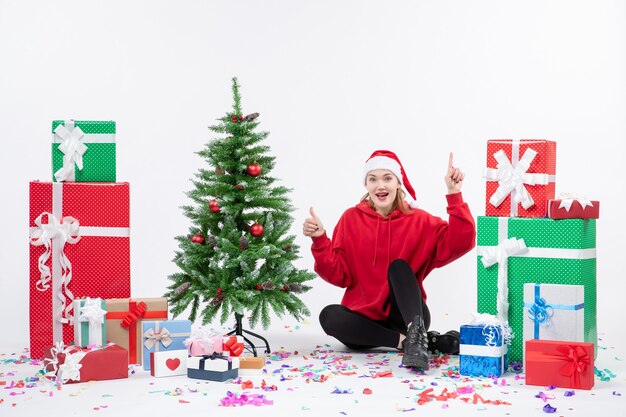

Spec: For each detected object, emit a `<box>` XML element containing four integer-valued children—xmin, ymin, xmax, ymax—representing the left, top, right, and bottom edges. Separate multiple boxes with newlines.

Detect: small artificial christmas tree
<box><xmin>166</xmin><ymin>77</ymin><xmax>315</xmax><ymax>336</ymax></box>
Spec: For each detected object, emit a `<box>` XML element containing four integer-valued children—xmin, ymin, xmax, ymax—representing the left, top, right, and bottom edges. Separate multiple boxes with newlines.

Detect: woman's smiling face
<box><xmin>365</xmin><ymin>169</ymin><xmax>401</xmax><ymax>216</ymax></box>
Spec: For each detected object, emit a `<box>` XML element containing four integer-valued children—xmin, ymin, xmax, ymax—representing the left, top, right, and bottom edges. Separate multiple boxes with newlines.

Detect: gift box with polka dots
<box><xmin>52</xmin><ymin>120</ymin><xmax>116</xmax><ymax>183</ymax></box>
<box><xmin>475</xmin><ymin>215</ymin><xmax>596</xmax><ymax>363</ymax></box>
<box><xmin>29</xmin><ymin>181</ymin><xmax>130</xmax><ymax>359</ymax></box>
<box><xmin>483</xmin><ymin>139</ymin><xmax>556</xmax><ymax>218</ymax></box>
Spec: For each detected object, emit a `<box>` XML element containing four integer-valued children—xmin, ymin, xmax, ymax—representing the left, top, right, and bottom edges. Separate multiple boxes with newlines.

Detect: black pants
<box><xmin>319</xmin><ymin>259</ymin><xmax>431</xmax><ymax>350</ymax></box>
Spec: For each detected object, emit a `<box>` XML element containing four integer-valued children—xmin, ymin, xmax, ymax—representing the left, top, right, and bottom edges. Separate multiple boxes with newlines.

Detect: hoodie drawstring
<box><xmin>372</xmin><ymin>217</ymin><xmax>380</xmax><ymax>266</ymax></box>
<box><xmin>372</xmin><ymin>216</ymin><xmax>393</xmax><ymax>267</ymax></box>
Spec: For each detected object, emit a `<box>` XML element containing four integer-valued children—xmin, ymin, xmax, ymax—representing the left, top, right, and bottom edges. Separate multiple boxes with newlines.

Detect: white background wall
<box><xmin>1</xmin><ymin>0</ymin><xmax>624</xmax><ymax>352</ymax></box>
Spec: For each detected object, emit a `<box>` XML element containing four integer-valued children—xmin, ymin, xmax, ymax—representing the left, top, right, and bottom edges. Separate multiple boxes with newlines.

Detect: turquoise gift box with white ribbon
<box><xmin>141</xmin><ymin>320</ymin><xmax>191</xmax><ymax>371</ymax></box>
<box><xmin>522</xmin><ymin>283</ymin><xmax>584</xmax><ymax>356</ymax></box>
<box><xmin>73</xmin><ymin>298</ymin><xmax>107</xmax><ymax>348</ymax></box>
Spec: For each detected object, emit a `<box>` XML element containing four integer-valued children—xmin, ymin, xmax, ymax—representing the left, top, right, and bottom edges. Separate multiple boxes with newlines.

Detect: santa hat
<box><xmin>363</xmin><ymin>150</ymin><xmax>418</xmax><ymax>208</ymax></box>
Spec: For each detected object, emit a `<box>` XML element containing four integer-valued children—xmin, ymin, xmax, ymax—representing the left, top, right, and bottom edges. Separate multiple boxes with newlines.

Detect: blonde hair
<box><xmin>360</xmin><ymin>188</ymin><xmax>412</xmax><ymax>214</ymax></box>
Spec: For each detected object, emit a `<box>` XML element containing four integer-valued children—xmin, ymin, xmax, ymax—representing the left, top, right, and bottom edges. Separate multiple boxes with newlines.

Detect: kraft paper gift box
<box><xmin>525</xmin><ymin>339</ymin><xmax>594</xmax><ymax>390</ymax></box>
<box><xmin>459</xmin><ymin>324</ymin><xmax>508</xmax><ymax>377</ymax></box>
<box><xmin>150</xmin><ymin>349</ymin><xmax>188</xmax><ymax>377</ymax></box>
<box><xmin>105</xmin><ymin>298</ymin><xmax>168</xmax><ymax>364</ymax></box>
<box><xmin>142</xmin><ymin>319</ymin><xmax>192</xmax><ymax>370</ymax></box>
<box><xmin>187</xmin><ymin>354</ymin><xmax>239</xmax><ymax>382</ymax></box>
<box><xmin>52</xmin><ymin>120</ymin><xmax>116</xmax><ymax>182</ymax></box>
<box><xmin>29</xmin><ymin>181</ymin><xmax>130</xmax><ymax>359</ymax></box>
<box><xmin>476</xmin><ymin>216</ymin><xmax>597</xmax><ymax>363</ymax></box>
<box><xmin>483</xmin><ymin>139</ymin><xmax>556</xmax><ymax>218</ymax></box>
<box><xmin>43</xmin><ymin>343</ymin><xmax>128</xmax><ymax>384</ymax></box>
<box><xmin>73</xmin><ymin>298</ymin><xmax>107</xmax><ymax>348</ymax></box>
<box><xmin>523</xmin><ymin>283</ymin><xmax>584</xmax><ymax>353</ymax></box>
<box><xmin>238</xmin><ymin>356</ymin><xmax>266</xmax><ymax>375</ymax></box>
<box><xmin>547</xmin><ymin>195</ymin><xmax>600</xmax><ymax>220</ymax></box>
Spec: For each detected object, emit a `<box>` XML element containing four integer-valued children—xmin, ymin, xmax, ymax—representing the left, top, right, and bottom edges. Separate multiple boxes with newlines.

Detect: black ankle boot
<box><xmin>401</xmin><ymin>315</ymin><xmax>429</xmax><ymax>370</ymax></box>
<box><xmin>428</xmin><ymin>330</ymin><xmax>460</xmax><ymax>355</ymax></box>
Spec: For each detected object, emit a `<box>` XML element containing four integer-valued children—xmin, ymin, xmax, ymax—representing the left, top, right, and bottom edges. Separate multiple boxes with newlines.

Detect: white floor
<box><xmin>1</xmin><ymin>324</ymin><xmax>624</xmax><ymax>417</ymax></box>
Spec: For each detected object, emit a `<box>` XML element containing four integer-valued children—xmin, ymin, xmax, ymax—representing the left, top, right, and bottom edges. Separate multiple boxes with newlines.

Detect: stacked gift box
<box><xmin>470</xmin><ymin>138</ymin><xmax>598</xmax><ymax>389</ymax></box>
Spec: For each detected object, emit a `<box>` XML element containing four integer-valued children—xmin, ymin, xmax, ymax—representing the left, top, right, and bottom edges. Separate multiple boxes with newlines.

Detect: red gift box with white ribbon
<box><xmin>483</xmin><ymin>139</ymin><xmax>556</xmax><ymax>218</ymax></box>
<box><xmin>547</xmin><ymin>194</ymin><xmax>600</xmax><ymax>219</ymax></box>
<box><xmin>29</xmin><ymin>181</ymin><xmax>131</xmax><ymax>359</ymax></box>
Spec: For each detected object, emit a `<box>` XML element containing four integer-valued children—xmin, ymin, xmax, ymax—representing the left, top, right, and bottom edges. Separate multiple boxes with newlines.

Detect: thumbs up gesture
<box><xmin>444</xmin><ymin>152</ymin><xmax>465</xmax><ymax>194</ymax></box>
<box><xmin>303</xmin><ymin>207</ymin><xmax>325</xmax><ymax>238</ymax></box>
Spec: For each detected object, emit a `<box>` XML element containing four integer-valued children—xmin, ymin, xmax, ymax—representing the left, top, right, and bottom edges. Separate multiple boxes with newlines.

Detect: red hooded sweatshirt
<box><xmin>311</xmin><ymin>192</ymin><xmax>476</xmax><ymax>321</ymax></box>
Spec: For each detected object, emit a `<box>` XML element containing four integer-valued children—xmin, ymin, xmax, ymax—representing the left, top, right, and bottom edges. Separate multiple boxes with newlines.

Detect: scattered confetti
<box><xmin>543</xmin><ymin>404</ymin><xmax>557</xmax><ymax>413</ymax></box>
<box><xmin>613</xmin><ymin>391</ymin><xmax>622</xmax><ymax>397</ymax></box>
<box><xmin>564</xmin><ymin>390</ymin><xmax>575</xmax><ymax>397</ymax></box>
<box><xmin>362</xmin><ymin>388</ymin><xmax>372</xmax><ymax>395</ymax></box>
<box><xmin>220</xmin><ymin>391</ymin><xmax>273</xmax><ymax>407</ymax></box>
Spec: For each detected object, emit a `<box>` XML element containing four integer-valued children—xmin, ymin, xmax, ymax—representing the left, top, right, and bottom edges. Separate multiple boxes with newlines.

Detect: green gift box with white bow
<box><xmin>51</xmin><ymin>120</ymin><xmax>116</xmax><ymax>182</ymax></box>
<box><xmin>476</xmin><ymin>216</ymin><xmax>596</xmax><ymax>363</ymax></box>
<box><xmin>73</xmin><ymin>298</ymin><xmax>107</xmax><ymax>348</ymax></box>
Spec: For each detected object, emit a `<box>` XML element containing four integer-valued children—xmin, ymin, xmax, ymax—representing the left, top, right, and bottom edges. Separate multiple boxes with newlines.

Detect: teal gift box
<box><xmin>73</xmin><ymin>298</ymin><xmax>107</xmax><ymax>348</ymax></box>
<box><xmin>141</xmin><ymin>320</ymin><xmax>191</xmax><ymax>370</ymax></box>
<box><xmin>476</xmin><ymin>216</ymin><xmax>596</xmax><ymax>363</ymax></box>
<box><xmin>52</xmin><ymin>120</ymin><xmax>116</xmax><ymax>182</ymax></box>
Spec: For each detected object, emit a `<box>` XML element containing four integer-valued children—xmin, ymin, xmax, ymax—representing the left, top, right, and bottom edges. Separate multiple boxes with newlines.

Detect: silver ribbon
<box><xmin>76</xmin><ymin>298</ymin><xmax>107</xmax><ymax>346</ymax></box>
<box><xmin>143</xmin><ymin>327</ymin><xmax>173</xmax><ymax>350</ymax></box>
<box><xmin>557</xmin><ymin>192</ymin><xmax>594</xmax><ymax>212</ymax></box>
<box><xmin>483</xmin><ymin>146</ymin><xmax>550</xmax><ymax>216</ymax></box>
<box><xmin>29</xmin><ymin>212</ymin><xmax>81</xmax><ymax>324</ymax></box>
<box><xmin>53</xmin><ymin>120</ymin><xmax>88</xmax><ymax>182</ymax></box>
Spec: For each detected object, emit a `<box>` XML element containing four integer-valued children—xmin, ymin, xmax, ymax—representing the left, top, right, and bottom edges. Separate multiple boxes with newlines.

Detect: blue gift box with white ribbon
<box><xmin>459</xmin><ymin>324</ymin><xmax>508</xmax><ymax>377</ymax></box>
<box><xmin>523</xmin><ymin>283</ymin><xmax>584</xmax><ymax>357</ymax></box>
<box><xmin>141</xmin><ymin>320</ymin><xmax>191</xmax><ymax>370</ymax></box>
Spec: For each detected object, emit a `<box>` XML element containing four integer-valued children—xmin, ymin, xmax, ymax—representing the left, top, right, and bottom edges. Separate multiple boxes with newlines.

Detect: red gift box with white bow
<box><xmin>525</xmin><ymin>339</ymin><xmax>594</xmax><ymax>390</ymax></box>
<box><xmin>483</xmin><ymin>140</ymin><xmax>556</xmax><ymax>218</ymax></box>
<box><xmin>29</xmin><ymin>181</ymin><xmax>131</xmax><ymax>359</ymax></box>
<box><xmin>547</xmin><ymin>195</ymin><xmax>600</xmax><ymax>219</ymax></box>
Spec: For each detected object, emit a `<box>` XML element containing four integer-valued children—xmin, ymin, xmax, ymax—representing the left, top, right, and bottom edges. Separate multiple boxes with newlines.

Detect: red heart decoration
<box><xmin>166</xmin><ymin>358</ymin><xmax>181</xmax><ymax>371</ymax></box>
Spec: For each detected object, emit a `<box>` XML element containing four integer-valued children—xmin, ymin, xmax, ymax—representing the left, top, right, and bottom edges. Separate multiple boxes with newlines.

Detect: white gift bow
<box><xmin>480</xmin><ymin>237</ymin><xmax>528</xmax><ymax>325</ymax></box>
<box><xmin>144</xmin><ymin>327</ymin><xmax>173</xmax><ymax>350</ymax></box>
<box><xmin>77</xmin><ymin>298</ymin><xmax>107</xmax><ymax>345</ymax></box>
<box><xmin>483</xmin><ymin>148</ymin><xmax>550</xmax><ymax>211</ymax></box>
<box><xmin>470</xmin><ymin>312</ymin><xmax>513</xmax><ymax>347</ymax></box>
<box><xmin>557</xmin><ymin>193</ymin><xmax>594</xmax><ymax>212</ymax></box>
<box><xmin>54</xmin><ymin>121</ymin><xmax>88</xmax><ymax>182</ymax></box>
<box><xmin>44</xmin><ymin>342</ymin><xmax>87</xmax><ymax>384</ymax></box>
<box><xmin>29</xmin><ymin>212</ymin><xmax>81</xmax><ymax>324</ymax></box>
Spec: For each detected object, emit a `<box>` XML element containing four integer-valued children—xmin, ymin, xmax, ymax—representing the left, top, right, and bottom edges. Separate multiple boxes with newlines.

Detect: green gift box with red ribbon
<box><xmin>476</xmin><ymin>216</ymin><xmax>596</xmax><ymax>363</ymax></box>
<box><xmin>105</xmin><ymin>298</ymin><xmax>168</xmax><ymax>364</ymax></box>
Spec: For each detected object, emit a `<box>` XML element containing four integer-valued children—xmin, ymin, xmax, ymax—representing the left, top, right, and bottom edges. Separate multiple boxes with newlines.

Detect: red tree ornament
<box><xmin>255</xmin><ymin>284</ymin><xmax>263</xmax><ymax>291</ymax></box>
<box><xmin>231</xmin><ymin>115</ymin><xmax>238</xmax><ymax>122</ymax></box>
<box><xmin>234</xmin><ymin>184</ymin><xmax>244</xmax><ymax>190</ymax></box>
<box><xmin>247</xmin><ymin>162</ymin><xmax>262</xmax><ymax>177</ymax></box>
<box><xmin>250</xmin><ymin>222</ymin><xmax>264</xmax><ymax>237</ymax></box>
<box><xmin>209</xmin><ymin>199</ymin><xmax>220</xmax><ymax>213</ymax></box>
<box><xmin>191</xmin><ymin>234</ymin><xmax>205</xmax><ymax>245</ymax></box>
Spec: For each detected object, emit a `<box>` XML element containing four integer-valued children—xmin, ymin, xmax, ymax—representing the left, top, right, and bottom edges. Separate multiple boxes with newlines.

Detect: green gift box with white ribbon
<box><xmin>476</xmin><ymin>216</ymin><xmax>596</xmax><ymax>363</ymax></box>
<box><xmin>52</xmin><ymin>120</ymin><xmax>116</xmax><ymax>182</ymax></box>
